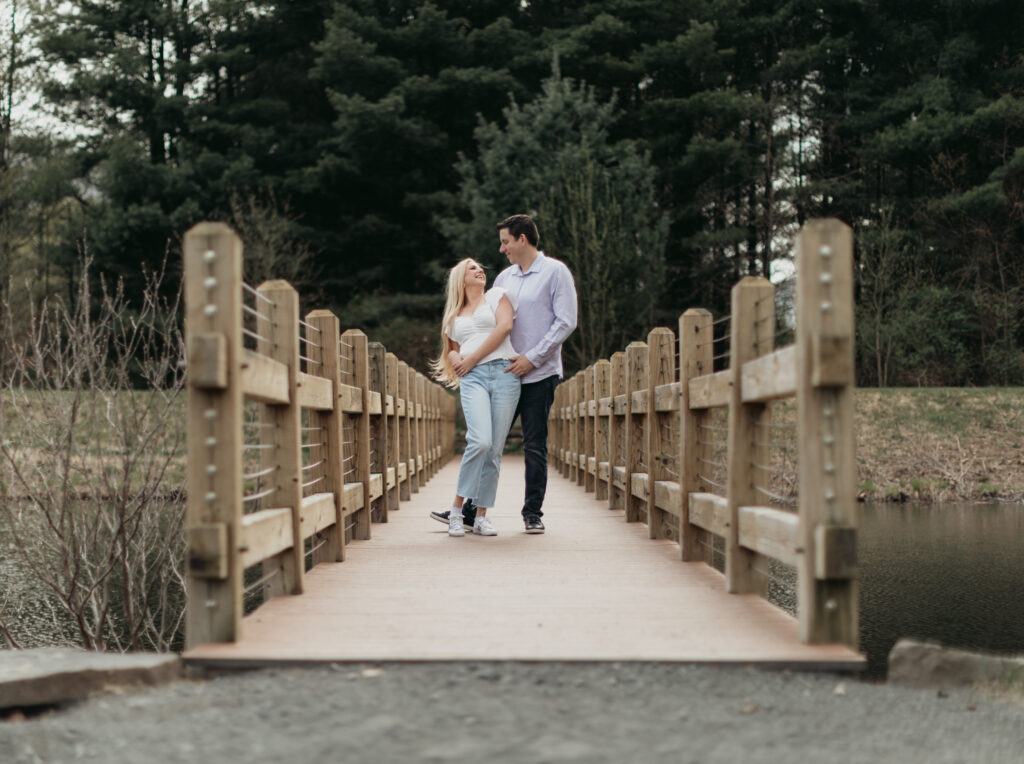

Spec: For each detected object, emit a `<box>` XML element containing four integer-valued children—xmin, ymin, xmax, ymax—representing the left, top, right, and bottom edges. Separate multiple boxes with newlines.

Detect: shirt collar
<box><xmin>513</xmin><ymin>251</ymin><xmax>546</xmax><ymax>276</ymax></box>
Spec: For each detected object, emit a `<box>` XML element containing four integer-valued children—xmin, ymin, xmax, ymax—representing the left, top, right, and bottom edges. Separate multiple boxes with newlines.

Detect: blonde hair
<box><xmin>431</xmin><ymin>258</ymin><xmax>480</xmax><ymax>388</ymax></box>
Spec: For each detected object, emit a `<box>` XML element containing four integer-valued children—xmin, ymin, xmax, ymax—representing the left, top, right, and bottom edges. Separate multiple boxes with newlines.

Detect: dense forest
<box><xmin>1</xmin><ymin>0</ymin><xmax>1021</xmax><ymax>385</ymax></box>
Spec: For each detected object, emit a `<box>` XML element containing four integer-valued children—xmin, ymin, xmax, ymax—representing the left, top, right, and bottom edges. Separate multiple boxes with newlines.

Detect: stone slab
<box><xmin>888</xmin><ymin>638</ymin><xmax>1024</xmax><ymax>688</ymax></box>
<box><xmin>0</xmin><ymin>648</ymin><xmax>181</xmax><ymax>709</ymax></box>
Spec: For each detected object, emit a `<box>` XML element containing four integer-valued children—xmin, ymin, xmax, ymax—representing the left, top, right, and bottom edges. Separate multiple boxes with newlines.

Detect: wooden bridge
<box><xmin>182</xmin><ymin>219</ymin><xmax>863</xmax><ymax>669</ymax></box>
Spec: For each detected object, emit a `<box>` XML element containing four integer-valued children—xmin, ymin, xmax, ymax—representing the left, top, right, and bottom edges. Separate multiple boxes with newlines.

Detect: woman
<box><xmin>432</xmin><ymin>258</ymin><xmax>521</xmax><ymax>537</ymax></box>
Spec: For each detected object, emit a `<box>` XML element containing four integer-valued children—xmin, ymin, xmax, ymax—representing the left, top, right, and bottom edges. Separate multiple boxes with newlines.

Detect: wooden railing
<box><xmin>551</xmin><ymin>219</ymin><xmax>858</xmax><ymax>648</ymax></box>
<box><xmin>183</xmin><ymin>222</ymin><xmax>455</xmax><ymax>647</ymax></box>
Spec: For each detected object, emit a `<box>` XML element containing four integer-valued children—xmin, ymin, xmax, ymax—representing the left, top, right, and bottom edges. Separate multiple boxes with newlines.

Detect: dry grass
<box><xmin>854</xmin><ymin>388</ymin><xmax>1024</xmax><ymax>502</ymax></box>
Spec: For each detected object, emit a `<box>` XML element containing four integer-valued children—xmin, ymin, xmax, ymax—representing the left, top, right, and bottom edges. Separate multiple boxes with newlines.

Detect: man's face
<box><xmin>498</xmin><ymin>228</ymin><xmax>525</xmax><ymax>263</ymax></box>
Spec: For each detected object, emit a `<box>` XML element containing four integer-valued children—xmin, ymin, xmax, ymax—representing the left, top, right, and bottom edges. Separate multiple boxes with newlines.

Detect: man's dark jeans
<box><xmin>463</xmin><ymin>374</ymin><xmax>558</xmax><ymax>520</ymax></box>
<box><xmin>517</xmin><ymin>374</ymin><xmax>558</xmax><ymax>519</ymax></box>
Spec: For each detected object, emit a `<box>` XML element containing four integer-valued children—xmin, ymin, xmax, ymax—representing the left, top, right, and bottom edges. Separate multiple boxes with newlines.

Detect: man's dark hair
<box><xmin>496</xmin><ymin>214</ymin><xmax>540</xmax><ymax>247</ymax></box>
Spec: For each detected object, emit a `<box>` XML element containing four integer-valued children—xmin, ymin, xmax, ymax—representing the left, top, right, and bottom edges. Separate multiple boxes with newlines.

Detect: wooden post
<box><xmin>254</xmin><ymin>280</ymin><xmax>305</xmax><ymax>595</ymax></box>
<box><xmin>567</xmin><ymin>374</ymin><xmax>579</xmax><ymax>482</ymax></box>
<box><xmin>307</xmin><ymin>309</ymin><xmax>346</xmax><ymax>562</ymax></box>
<box><xmin>646</xmin><ymin>327</ymin><xmax>676</xmax><ymax>540</ymax></box>
<box><xmin>343</xmin><ymin>329</ymin><xmax>372</xmax><ymax>541</ymax></box>
<box><xmin>560</xmin><ymin>383</ymin><xmax>569</xmax><ymax>472</ymax></box>
<box><xmin>184</xmin><ymin>223</ymin><xmax>244</xmax><ymax>647</ymax></box>
<box><xmin>385</xmin><ymin>352</ymin><xmax>401</xmax><ymax>512</ymax></box>
<box><xmin>594</xmin><ymin>359</ymin><xmax>611</xmax><ymax>501</ymax></box>
<box><xmin>397</xmin><ymin>360</ymin><xmax>412</xmax><ymax>500</ymax></box>
<box><xmin>725</xmin><ymin>277</ymin><xmax>774</xmax><ymax>594</ymax></box>
<box><xmin>624</xmin><ymin>342</ymin><xmax>648</xmax><ymax>523</ymax></box>
<box><xmin>796</xmin><ymin>219</ymin><xmax>858</xmax><ymax>647</ymax></box>
<box><xmin>429</xmin><ymin>383</ymin><xmax>439</xmax><ymax>479</ymax></box>
<box><xmin>575</xmin><ymin>370</ymin><xmax>587</xmax><ymax>486</ymax></box>
<box><xmin>678</xmin><ymin>309</ymin><xmax>714</xmax><ymax>561</ymax></box>
<box><xmin>407</xmin><ymin>365</ymin><xmax>420</xmax><ymax>494</ymax></box>
<box><xmin>416</xmin><ymin>373</ymin><xmax>428</xmax><ymax>486</ymax></box>
<box><xmin>368</xmin><ymin>342</ymin><xmax>388</xmax><ymax>522</ymax></box>
<box><xmin>583</xmin><ymin>366</ymin><xmax>596</xmax><ymax>492</ymax></box>
<box><xmin>608</xmin><ymin>351</ymin><xmax>627</xmax><ymax>510</ymax></box>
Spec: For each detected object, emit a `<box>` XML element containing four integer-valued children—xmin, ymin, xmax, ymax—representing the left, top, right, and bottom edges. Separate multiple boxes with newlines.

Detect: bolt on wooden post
<box><xmin>796</xmin><ymin>219</ymin><xmax>858</xmax><ymax>648</ymax></box>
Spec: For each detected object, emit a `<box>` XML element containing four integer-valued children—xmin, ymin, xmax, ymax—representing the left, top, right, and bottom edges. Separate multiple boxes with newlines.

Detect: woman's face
<box><xmin>463</xmin><ymin>261</ymin><xmax>487</xmax><ymax>290</ymax></box>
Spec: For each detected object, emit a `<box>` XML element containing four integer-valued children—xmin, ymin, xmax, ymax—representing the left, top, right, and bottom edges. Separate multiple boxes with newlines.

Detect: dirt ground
<box><xmin>2</xmin><ymin>662</ymin><xmax>1023</xmax><ymax>764</ymax></box>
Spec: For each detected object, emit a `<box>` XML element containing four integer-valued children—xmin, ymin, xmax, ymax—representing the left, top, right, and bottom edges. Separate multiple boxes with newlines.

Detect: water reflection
<box><xmin>859</xmin><ymin>502</ymin><xmax>1024</xmax><ymax>676</ymax></box>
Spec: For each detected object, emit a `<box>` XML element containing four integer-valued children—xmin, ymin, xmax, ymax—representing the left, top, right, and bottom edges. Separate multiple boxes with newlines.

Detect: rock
<box><xmin>0</xmin><ymin>648</ymin><xmax>181</xmax><ymax>710</ymax></box>
<box><xmin>887</xmin><ymin>638</ymin><xmax>1024</xmax><ymax>689</ymax></box>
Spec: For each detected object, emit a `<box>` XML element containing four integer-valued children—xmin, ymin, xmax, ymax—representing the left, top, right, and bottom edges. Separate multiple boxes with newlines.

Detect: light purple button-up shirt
<box><xmin>494</xmin><ymin>252</ymin><xmax>578</xmax><ymax>384</ymax></box>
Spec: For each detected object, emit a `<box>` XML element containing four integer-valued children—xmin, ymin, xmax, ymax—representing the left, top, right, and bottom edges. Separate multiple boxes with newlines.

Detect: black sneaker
<box><xmin>430</xmin><ymin>508</ymin><xmax>477</xmax><ymax>525</ymax></box>
<box><xmin>524</xmin><ymin>516</ymin><xmax>545</xmax><ymax>534</ymax></box>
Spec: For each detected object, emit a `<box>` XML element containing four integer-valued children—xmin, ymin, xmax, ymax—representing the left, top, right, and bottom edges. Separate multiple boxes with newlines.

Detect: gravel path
<box><xmin>2</xmin><ymin>662</ymin><xmax>1021</xmax><ymax>763</ymax></box>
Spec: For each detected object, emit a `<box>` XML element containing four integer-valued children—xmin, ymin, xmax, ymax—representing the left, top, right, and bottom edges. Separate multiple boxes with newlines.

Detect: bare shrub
<box><xmin>0</xmin><ymin>258</ymin><xmax>186</xmax><ymax>651</ymax></box>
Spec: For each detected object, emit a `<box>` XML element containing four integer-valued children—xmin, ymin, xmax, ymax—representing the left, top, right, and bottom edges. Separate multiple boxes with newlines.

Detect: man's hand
<box><xmin>504</xmin><ymin>354</ymin><xmax>535</xmax><ymax>377</ymax></box>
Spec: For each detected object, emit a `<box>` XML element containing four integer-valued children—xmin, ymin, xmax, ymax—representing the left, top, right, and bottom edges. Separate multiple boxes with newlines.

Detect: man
<box><xmin>431</xmin><ymin>214</ymin><xmax>578</xmax><ymax>533</ymax></box>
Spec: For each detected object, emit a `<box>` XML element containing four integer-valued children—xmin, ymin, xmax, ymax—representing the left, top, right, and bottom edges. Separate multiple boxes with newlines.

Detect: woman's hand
<box><xmin>450</xmin><ymin>350</ymin><xmax>475</xmax><ymax>377</ymax></box>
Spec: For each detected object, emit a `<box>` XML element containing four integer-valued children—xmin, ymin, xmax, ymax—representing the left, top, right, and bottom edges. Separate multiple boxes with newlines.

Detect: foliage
<box><xmin>443</xmin><ymin>59</ymin><xmax>667</xmax><ymax>370</ymax></box>
<box><xmin>0</xmin><ymin>258</ymin><xmax>186</xmax><ymax>651</ymax></box>
<box><xmin>2</xmin><ymin>0</ymin><xmax>1020</xmax><ymax>385</ymax></box>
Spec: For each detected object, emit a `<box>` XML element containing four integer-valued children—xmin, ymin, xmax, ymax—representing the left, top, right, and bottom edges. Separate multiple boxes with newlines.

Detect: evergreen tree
<box><xmin>444</xmin><ymin>59</ymin><xmax>667</xmax><ymax>370</ymax></box>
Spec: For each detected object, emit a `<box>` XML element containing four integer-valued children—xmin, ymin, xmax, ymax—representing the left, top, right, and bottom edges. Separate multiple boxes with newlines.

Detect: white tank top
<box><xmin>446</xmin><ymin>287</ymin><xmax>518</xmax><ymax>363</ymax></box>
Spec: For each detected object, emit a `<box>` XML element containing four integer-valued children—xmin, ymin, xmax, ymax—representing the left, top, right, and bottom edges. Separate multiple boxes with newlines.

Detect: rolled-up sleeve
<box><xmin>523</xmin><ymin>264</ymin><xmax>578</xmax><ymax>367</ymax></box>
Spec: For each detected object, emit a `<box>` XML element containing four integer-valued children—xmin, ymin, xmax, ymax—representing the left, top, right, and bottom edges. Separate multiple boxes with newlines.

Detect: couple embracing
<box><xmin>430</xmin><ymin>215</ymin><xmax>578</xmax><ymax>538</ymax></box>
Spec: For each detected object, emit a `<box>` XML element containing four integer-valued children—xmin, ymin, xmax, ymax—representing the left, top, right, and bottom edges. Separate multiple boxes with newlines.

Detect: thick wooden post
<box><xmin>647</xmin><ymin>328</ymin><xmax>676</xmax><ymax>540</ymax></box>
<box><xmin>575</xmin><ymin>370</ymin><xmax>587</xmax><ymax>486</ymax></box>
<box><xmin>608</xmin><ymin>351</ymin><xmax>627</xmax><ymax>510</ymax></box>
<box><xmin>307</xmin><ymin>309</ymin><xmax>345</xmax><ymax>562</ymax></box>
<box><xmin>565</xmin><ymin>375</ymin><xmax>576</xmax><ymax>481</ymax></box>
<box><xmin>343</xmin><ymin>329</ymin><xmax>372</xmax><ymax>541</ymax></box>
<box><xmin>255</xmin><ymin>280</ymin><xmax>305</xmax><ymax>595</ymax></box>
<box><xmin>368</xmin><ymin>342</ymin><xmax>389</xmax><ymax>522</ymax></box>
<box><xmin>679</xmin><ymin>309</ymin><xmax>714</xmax><ymax>561</ymax></box>
<box><xmin>397</xmin><ymin>361</ymin><xmax>412</xmax><ymax>500</ymax></box>
<box><xmin>384</xmin><ymin>352</ymin><xmax>401</xmax><ymax>512</ymax></box>
<box><xmin>797</xmin><ymin>219</ymin><xmax>858</xmax><ymax>647</ymax></box>
<box><xmin>184</xmin><ymin>223</ymin><xmax>244</xmax><ymax>647</ymax></box>
<box><xmin>725</xmin><ymin>277</ymin><xmax>774</xmax><ymax>594</ymax></box>
<box><xmin>583</xmin><ymin>366</ymin><xmax>596</xmax><ymax>492</ymax></box>
<box><xmin>594</xmin><ymin>359</ymin><xmax>611</xmax><ymax>501</ymax></box>
<box><xmin>624</xmin><ymin>342</ymin><xmax>648</xmax><ymax>523</ymax></box>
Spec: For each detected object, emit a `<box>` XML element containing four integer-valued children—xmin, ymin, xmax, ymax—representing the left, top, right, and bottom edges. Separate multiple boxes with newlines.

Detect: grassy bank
<box><xmin>853</xmin><ymin>388</ymin><xmax>1023</xmax><ymax>502</ymax></box>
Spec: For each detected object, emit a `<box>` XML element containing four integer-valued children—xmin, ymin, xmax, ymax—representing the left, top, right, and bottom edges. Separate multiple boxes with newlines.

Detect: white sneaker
<box><xmin>448</xmin><ymin>514</ymin><xmax>465</xmax><ymax>537</ymax></box>
<box><xmin>473</xmin><ymin>516</ymin><xmax>497</xmax><ymax>536</ymax></box>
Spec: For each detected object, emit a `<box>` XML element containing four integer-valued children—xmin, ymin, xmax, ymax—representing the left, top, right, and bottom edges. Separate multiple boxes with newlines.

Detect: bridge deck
<box><xmin>185</xmin><ymin>456</ymin><xmax>864</xmax><ymax>668</ymax></box>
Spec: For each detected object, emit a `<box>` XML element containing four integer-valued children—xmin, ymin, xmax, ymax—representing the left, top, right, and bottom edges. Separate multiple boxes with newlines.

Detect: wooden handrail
<box><xmin>551</xmin><ymin>218</ymin><xmax>858</xmax><ymax>649</ymax></box>
<box><xmin>183</xmin><ymin>222</ymin><xmax>456</xmax><ymax>647</ymax></box>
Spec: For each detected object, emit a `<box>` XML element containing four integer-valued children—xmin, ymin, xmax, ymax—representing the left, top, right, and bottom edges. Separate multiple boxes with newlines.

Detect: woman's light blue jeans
<box><xmin>456</xmin><ymin>359</ymin><xmax>522</xmax><ymax>509</ymax></box>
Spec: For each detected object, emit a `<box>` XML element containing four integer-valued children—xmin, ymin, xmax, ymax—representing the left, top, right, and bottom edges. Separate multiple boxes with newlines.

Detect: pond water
<box><xmin>859</xmin><ymin>501</ymin><xmax>1024</xmax><ymax>677</ymax></box>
